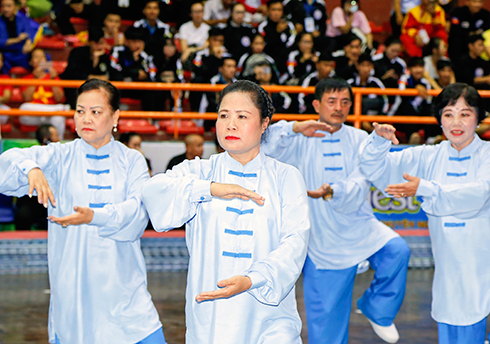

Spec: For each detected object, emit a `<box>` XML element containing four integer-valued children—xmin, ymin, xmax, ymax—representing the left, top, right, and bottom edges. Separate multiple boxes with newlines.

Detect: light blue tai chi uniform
<box><xmin>262</xmin><ymin>121</ymin><xmax>410</xmax><ymax>344</ymax></box>
<box><xmin>0</xmin><ymin>138</ymin><xmax>164</xmax><ymax>344</ymax></box>
<box><xmin>360</xmin><ymin>132</ymin><xmax>490</xmax><ymax>344</ymax></box>
<box><xmin>141</xmin><ymin>150</ymin><xmax>310</xmax><ymax>344</ymax></box>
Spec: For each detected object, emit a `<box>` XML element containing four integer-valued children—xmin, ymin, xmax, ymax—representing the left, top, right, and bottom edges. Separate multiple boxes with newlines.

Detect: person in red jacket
<box><xmin>400</xmin><ymin>0</ymin><xmax>447</xmax><ymax>57</ymax></box>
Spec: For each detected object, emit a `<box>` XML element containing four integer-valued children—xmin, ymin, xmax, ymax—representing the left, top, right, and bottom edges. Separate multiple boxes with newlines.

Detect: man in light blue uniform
<box><xmin>262</xmin><ymin>78</ymin><xmax>410</xmax><ymax>344</ymax></box>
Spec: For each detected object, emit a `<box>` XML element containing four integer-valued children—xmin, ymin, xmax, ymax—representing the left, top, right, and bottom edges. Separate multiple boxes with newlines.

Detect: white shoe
<box><xmin>367</xmin><ymin>318</ymin><xmax>400</xmax><ymax>343</ymax></box>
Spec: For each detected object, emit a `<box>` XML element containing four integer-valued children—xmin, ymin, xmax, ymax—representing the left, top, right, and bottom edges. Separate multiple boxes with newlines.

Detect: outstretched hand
<box><xmin>48</xmin><ymin>206</ymin><xmax>94</xmax><ymax>227</ymax></box>
<box><xmin>385</xmin><ymin>173</ymin><xmax>420</xmax><ymax>198</ymax></box>
<box><xmin>28</xmin><ymin>168</ymin><xmax>56</xmax><ymax>208</ymax></box>
<box><xmin>196</xmin><ymin>275</ymin><xmax>252</xmax><ymax>302</ymax></box>
<box><xmin>293</xmin><ymin>120</ymin><xmax>333</xmax><ymax>137</ymax></box>
<box><xmin>307</xmin><ymin>183</ymin><xmax>333</xmax><ymax>200</ymax></box>
<box><xmin>373</xmin><ymin>122</ymin><xmax>399</xmax><ymax>144</ymax></box>
<box><xmin>211</xmin><ymin>182</ymin><xmax>265</xmax><ymax>205</ymax></box>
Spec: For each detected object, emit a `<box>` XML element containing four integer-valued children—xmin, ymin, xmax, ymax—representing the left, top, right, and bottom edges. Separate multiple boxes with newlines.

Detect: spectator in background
<box><xmin>166</xmin><ymin>133</ymin><xmax>204</xmax><ymax>170</ymax></box>
<box><xmin>133</xmin><ymin>0</ymin><xmax>173</xmax><ymax>58</ymax></box>
<box><xmin>390</xmin><ymin>0</ymin><xmax>420</xmax><ymax>38</ymax></box>
<box><xmin>179</xmin><ymin>2</ymin><xmax>211</xmax><ymax>62</ymax></box>
<box><xmin>434</xmin><ymin>59</ymin><xmax>455</xmax><ymax>89</ymax></box>
<box><xmin>254</xmin><ymin>61</ymin><xmax>292</xmax><ymax>113</ymax></box>
<box><xmin>19</xmin><ymin>48</ymin><xmax>67</xmax><ymax>139</ymax></box>
<box><xmin>326</xmin><ymin>0</ymin><xmax>373</xmax><ymax>52</ymax></box>
<box><xmin>285</xmin><ymin>32</ymin><xmax>319</xmax><ymax>85</ymax></box>
<box><xmin>0</xmin><ymin>51</ymin><xmax>12</xmax><ymax>126</ymax></box>
<box><xmin>258</xmin><ymin>0</ymin><xmax>297</xmax><ymax>74</ymax></box>
<box><xmin>119</xmin><ymin>132</ymin><xmax>152</xmax><ymax>175</ymax></box>
<box><xmin>448</xmin><ymin>0</ymin><xmax>490</xmax><ymax>60</ymax></box>
<box><xmin>219</xmin><ymin>3</ymin><xmax>256</xmax><ymax>61</ymax></box>
<box><xmin>109</xmin><ymin>26</ymin><xmax>162</xmax><ymax>111</ymax></box>
<box><xmin>0</xmin><ymin>0</ymin><xmax>41</xmax><ymax>72</ymax></box>
<box><xmin>102</xmin><ymin>10</ymin><xmax>124</xmax><ymax>53</ymax></box>
<box><xmin>98</xmin><ymin>0</ymin><xmax>145</xmax><ymax>22</ymax></box>
<box><xmin>283</xmin><ymin>0</ymin><xmax>328</xmax><ymax>51</ymax></box>
<box><xmin>423</xmin><ymin>37</ymin><xmax>451</xmax><ymax>89</ymax></box>
<box><xmin>400</xmin><ymin>0</ymin><xmax>447</xmax><ymax>58</ymax></box>
<box><xmin>155</xmin><ymin>38</ymin><xmax>184</xmax><ymax>110</ymax></box>
<box><xmin>298</xmin><ymin>51</ymin><xmax>336</xmax><ymax>114</ymax></box>
<box><xmin>56</xmin><ymin>0</ymin><xmax>99</xmax><ymax>36</ymax></box>
<box><xmin>14</xmin><ymin>124</ymin><xmax>60</xmax><ymax>231</ymax></box>
<box><xmin>61</xmin><ymin>27</ymin><xmax>111</xmax><ymax>108</ymax></box>
<box><xmin>334</xmin><ymin>33</ymin><xmax>362</xmax><ymax>80</ymax></box>
<box><xmin>389</xmin><ymin>57</ymin><xmax>433</xmax><ymax>143</ymax></box>
<box><xmin>236</xmin><ymin>33</ymin><xmax>281</xmax><ymax>81</ymax></box>
<box><xmin>372</xmin><ymin>36</ymin><xmax>406</xmax><ymax>89</ymax></box>
<box><xmin>347</xmin><ymin>53</ymin><xmax>388</xmax><ymax>132</ymax></box>
<box><xmin>203</xmin><ymin>0</ymin><xmax>234</xmax><ymax>26</ymax></box>
<box><xmin>454</xmin><ymin>34</ymin><xmax>490</xmax><ymax>89</ymax></box>
<box><xmin>236</xmin><ymin>0</ymin><xmax>268</xmax><ymax>23</ymax></box>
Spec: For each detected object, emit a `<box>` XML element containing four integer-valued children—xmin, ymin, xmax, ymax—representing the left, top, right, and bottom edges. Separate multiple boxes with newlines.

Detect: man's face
<box><xmin>438</xmin><ymin>66</ymin><xmax>453</xmax><ymax>84</ymax></box>
<box><xmin>126</xmin><ymin>39</ymin><xmax>145</xmax><ymax>53</ymax></box>
<box><xmin>385</xmin><ymin>43</ymin><xmax>402</xmax><ymax>60</ymax></box>
<box><xmin>268</xmin><ymin>3</ymin><xmax>283</xmax><ymax>22</ymax></box>
<box><xmin>209</xmin><ymin>35</ymin><xmax>224</xmax><ymax>49</ymax></box>
<box><xmin>49</xmin><ymin>126</ymin><xmax>60</xmax><ymax>143</ymax></box>
<box><xmin>467</xmin><ymin>0</ymin><xmax>483</xmax><ymax>14</ymax></box>
<box><xmin>357</xmin><ymin>61</ymin><xmax>373</xmax><ymax>79</ymax></box>
<box><xmin>254</xmin><ymin>65</ymin><xmax>272</xmax><ymax>84</ymax></box>
<box><xmin>1</xmin><ymin>0</ymin><xmax>16</xmax><ymax>19</ymax></box>
<box><xmin>469</xmin><ymin>39</ymin><xmax>485</xmax><ymax>56</ymax></box>
<box><xmin>316</xmin><ymin>61</ymin><xmax>335</xmax><ymax>79</ymax></box>
<box><xmin>104</xmin><ymin>14</ymin><xmax>121</xmax><ymax>32</ymax></box>
<box><xmin>345</xmin><ymin>39</ymin><xmax>362</xmax><ymax>61</ymax></box>
<box><xmin>143</xmin><ymin>1</ymin><xmax>160</xmax><ymax>21</ymax></box>
<box><xmin>312</xmin><ymin>90</ymin><xmax>352</xmax><ymax>129</ymax></box>
<box><xmin>220</xmin><ymin>59</ymin><xmax>236</xmax><ymax>80</ymax></box>
<box><xmin>190</xmin><ymin>3</ymin><xmax>204</xmax><ymax>23</ymax></box>
<box><xmin>410</xmin><ymin>65</ymin><xmax>425</xmax><ymax>80</ymax></box>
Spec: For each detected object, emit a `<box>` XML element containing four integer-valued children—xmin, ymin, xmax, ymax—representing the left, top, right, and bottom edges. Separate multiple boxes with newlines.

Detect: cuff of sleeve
<box><xmin>283</xmin><ymin>121</ymin><xmax>296</xmax><ymax>136</ymax></box>
<box><xmin>416</xmin><ymin>178</ymin><xmax>436</xmax><ymax>198</ymax></box>
<box><xmin>17</xmin><ymin>160</ymin><xmax>40</xmax><ymax>175</ymax></box>
<box><xmin>245</xmin><ymin>271</ymin><xmax>267</xmax><ymax>290</ymax></box>
<box><xmin>90</xmin><ymin>208</ymin><xmax>110</xmax><ymax>227</ymax></box>
<box><xmin>329</xmin><ymin>183</ymin><xmax>343</xmax><ymax>204</ymax></box>
<box><xmin>371</xmin><ymin>131</ymin><xmax>393</xmax><ymax>149</ymax></box>
<box><xmin>190</xmin><ymin>179</ymin><xmax>212</xmax><ymax>203</ymax></box>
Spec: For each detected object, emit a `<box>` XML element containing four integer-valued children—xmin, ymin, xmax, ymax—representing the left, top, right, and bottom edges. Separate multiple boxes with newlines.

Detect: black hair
<box><xmin>341</xmin><ymin>32</ymin><xmax>361</xmax><ymax>47</ymax></box>
<box><xmin>468</xmin><ymin>34</ymin><xmax>484</xmax><ymax>45</ymax></box>
<box><xmin>407</xmin><ymin>57</ymin><xmax>424</xmax><ymax>68</ymax></box>
<box><xmin>77</xmin><ymin>79</ymin><xmax>120</xmax><ymax>112</ymax></box>
<box><xmin>315</xmin><ymin>77</ymin><xmax>353</xmax><ymax>101</ymax></box>
<box><xmin>124</xmin><ymin>26</ymin><xmax>149</xmax><ymax>42</ymax></box>
<box><xmin>88</xmin><ymin>27</ymin><xmax>105</xmax><ymax>43</ymax></box>
<box><xmin>35</xmin><ymin>124</ymin><xmax>55</xmax><ymax>145</ymax></box>
<box><xmin>428</xmin><ymin>37</ymin><xmax>443</xmax><ymax>52</ymax></box>
<box><xmin>218</xmin><ymin>80</ymin><xmax>274</xmax><ymax>121</ymax></box>
<box><xmin>218</xmin><ymin>56</ymin><xmax>236</xmax><ymax>67</ymax></box>
<box><xmin>119</xmin><ymin>132</ymin><xmax>140</xmax><ymax>145</ymax></box>
<box><xmin>436</xmin><ymin>59</ymin><xmax>453</xmax><ymax>71</ymax></box>
<box><xmin>318</xmin><ymin>51</ymin><xmax>334</xmax><ymax>62</ymax></box>
<box><xmin>208</xmin><ymin>27</ymin><xmax>224</xmax><ymax>37</ymax></box>
<box><xmin>267</xmin><ymin>0</ymin><xmax>282</xmax><ymax>7</ymax></box>
<box><xmin>357</xmin><ymin>52</ymin><xmax>373</xmax><ymax>64</ymax></box>
<box><xmin>432</xmin><ymin>83</ymin><xmax>487</xmax><ymax>124</ymax></box>
<box><xmin>384</xmin><ymin>35</ymin><xmax>401</xmax><ymax>47</ymax></box>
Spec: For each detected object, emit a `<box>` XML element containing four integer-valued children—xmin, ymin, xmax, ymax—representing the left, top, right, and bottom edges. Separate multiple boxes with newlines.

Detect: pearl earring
<box><xmin>113</xmin><ymin>124</ymin><xmax>117</xmax><ymax>132</ymax></box>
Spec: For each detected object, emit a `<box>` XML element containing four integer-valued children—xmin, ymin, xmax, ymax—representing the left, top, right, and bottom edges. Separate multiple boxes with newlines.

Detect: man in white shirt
<box><xmin>204</xmin><ymin>0</ymin><xmax>234</xmax><ymax>26</ymax></box>
<box><xmin>179</xmin><ymin>2</ymin><xmax>211</xmax><ymax>61</ymax></box>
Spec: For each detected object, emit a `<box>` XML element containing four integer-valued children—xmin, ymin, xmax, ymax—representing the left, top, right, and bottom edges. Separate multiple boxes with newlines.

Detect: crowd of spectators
<box><xmin>1</xmin><ymin>0</ymin><xmax>490</xmax><ymax>144</ymax></box>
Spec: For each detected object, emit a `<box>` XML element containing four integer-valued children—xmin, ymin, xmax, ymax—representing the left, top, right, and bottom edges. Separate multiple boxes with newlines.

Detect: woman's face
<box><xmin>216</xmin><ymin>92</ymin><xmax>268</xmax><ymax>164</ymax></box>
<box><xmin>298</xmin><ymin>34</ymin><xmax>314</xmax><ymax>53</ymax></box>
<box><xmin>440</xmin><ymin>97</ymin><xmax>479</xmax><ymax>152</ymax></box>
<box><xmin>232</xmin><ymin>4</ymin><xmax>246</xmax><ymax>24</ymax></box>
<box><xmin>251</xmin><ymin>36</ymin><xmax>265</xmax><ymax>54</ymax></box>
<box><xmin>75</xmin><ymin>89</ymin><xmax>119</xmax><ymax>149</ymax></box>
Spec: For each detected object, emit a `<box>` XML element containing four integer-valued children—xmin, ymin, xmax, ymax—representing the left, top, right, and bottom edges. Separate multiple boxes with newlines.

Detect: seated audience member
<box><xmin>454</xmin><ymin>34</ymin><xmax>490</xmax><ymax>90</ymax></box>
<box><xmin>283</xmin><ymin>0</ymin><xmax>328</xmax><ymax>51</ymax></box>
<box><xmin>14</xmin><ymin>124</ymin><xmax>60</xmax><ymax>230</ymax></box>
<box><xmin>20</xmin><ymin>48</ymin><xmax>67</xmax><ymax>139</ymax></box>
<box><xmin>347</xmin><ymin>53</ymin><xmax>388</xmax><ymax>132</ymax></box>
<box><xmin>119</xmin><ymin>132</ymin><xmax>152</xmax><ymax>175</ymax></box>
<box><xmin>236</xmin><ymin>0</ymin><xmax>268</xmax><ymax>23</ymax></box>
<box><xmin>334</xmin><ymin>33</ymin><xmax>362</xmax><ymax>80</ymax></box>
<box><xmin>56</xmin><ymin>0</ymin><xmax>100</xmax><ymax>36</ymax></box>
<box><xmin>0</xmin><ymin>0</ymin><xmax>41</xmax><ymax>72</ymax></box>
<box><xmin>400</xmin><ymin>0</ymin><xmax>447</xmax><ymax>58</ymax></box>
<box><xmin>109</xmin><ymin>26</ymin><xmax>162</xmax><ymax>111</ymax></box>
<box><xmin>236</xmin><ymin>34</ymin><xmax>281</xmax><ymax>81</ymax></box>
<box><xmin>423</xmin><ymin>37</ymin><xmax>449</xmax><ymax>82</ymax></box>
<box><xmin>102</xmin><ymin>11</ymin><xmax>124</xmax><ymax>53</ymax></box>
<box><xmin>390</xmin><ymin>0</ymin><xmax>421</xmax><ymax>38</ymax></box>
<box><xmin>98</xmin><ymin>0</ymin><xmax>145</xmax><ymax>22</ymax></box>
<box><xmin>448</xmin><ymin>0</ymin><xmax>490</xmax><ymax>60</ymax></box>
<box><xmin>388</xmin><ymin>57</ymin><xmax>434</xmax><ymax>143</ymax></box>
<box><xmin>254</xmin><ymin>61</ymin><xmax>292</xmax><ymax>113</ymax></box>
<box><xmin>372</xmin><ymin>36</ymin><xmax>406</xmax><ymax>89</ymax></box>
<box><xmin>203</xmin><ymin>0</ymin><xmax>233</xmax><ymax>26</ymax></box>
<box><xmin>155</xmin><ymin>38</ymin><xmax>184</xmax><ymax>110</ymax></box>
<box><xmin>434</xmin><ymin>59</ymin><xmax>455</xmax><ymax>89</ymax></box>
<box><xmin>61</xmin><ymin>27</ymin><xmax>111</xmax><ymax>108</ymax></box>
<box><xmin>298</xmin><ymin>51</ymin><xmax>336</xmax><ymax>113</ymax></box>
<box><xmin>133</xmin><ymin>0</ymin><xmax>172</xmax><ymax>58</ymax></box>
<box><xmin>166</xmin><ymin>133</ymin><xmax>204</xmax><ymax>170</ymax></box>
<box><xmin>218</xmin><ymin>3</ymin><xmax>256</xmax><ymax>60</ymax></box>
<box><xmin>199</xmin><ymin>57</ymin><xmax>237</xmax><ymax>126</ymax></box>
<box><xmin>179</xmin><ymin>2</ymin><xmax>211</xmax><ymax>62</ymax></box>
<box><xmin>0</xmin><ymin>51</ymin><xmax>11</xmax><ymax>126</ymax></box>
<box><xmin>257</xmin><ymin>0</ymin><xmax>297</xmax><ymax>74</ymax></box>
<box><xmin>286</xmin><ymin>32</ymin><xmax>319</xmax><ymax>85</ymax></box>
<box><xmin>326</xmin><ymin>0</ymin><xmax>373</xmax><ymax>52</ymax></box>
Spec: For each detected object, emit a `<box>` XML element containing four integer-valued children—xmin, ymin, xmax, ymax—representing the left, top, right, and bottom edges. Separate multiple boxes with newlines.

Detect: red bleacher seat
<box><xmin>70</xmin><ymin>17</ymin><xmax>88</xmax><ymax>33</ymax></box>
<box><xmin>118</xmin><ymin>119</ymin><xmax>158</xmax><ymax>134</ymax></box>
<box><xmin>481</xmin><ymin>129</ymin><xmax>490</xmax><ymax>140</ymax></box>
<box><xmin>14</xmin><ymin>118</ymin><xmax>37</xmax><ymax>132</ymax></box>
<box><xmin>120</xmin><ymin>98</ymin><xmax>142</xmax><ymax>110</ymax></box>
<box><xmin>158</xmin><ymin>120</ymin><xmax>173</xmax><ymax>130</ymax></box>
<box><xmin>52</xmin><ymin>61</ymin><xmax>68</xmax><ymax>75</ymax></box>
<box><xmin>66</xmin><ymin>118</ymin><xmax>76</xmax><ymax>133</ymax></box>
<box><xmin>9</xmin><ymin>87</ymin><xmax>23</xmax><ymax>104</ymax></box>
<box><xmin>36</xmin><ymin>36</ymin><xmax>67</xmax><ymax>50</ymax></box>
<box><xmin>9</xmin><ymin>66</ymin><xmax>29</xmax><ymax>77</ymax></box>
<box><xmin>165</xmin><ymin>120</ymin><xmax>204</xmax><ymax>135</ymax></box>
<box><xmin>369</xmin><ymin>21</ymin><xmax>383</xmax><ymax>34</ymax></box>
<box><xmin>0</xmin><ymin>123</ymin><xmax>12</xmax><ymax>133</ymax></box>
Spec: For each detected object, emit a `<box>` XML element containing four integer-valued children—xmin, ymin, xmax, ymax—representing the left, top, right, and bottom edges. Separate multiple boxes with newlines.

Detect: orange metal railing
<box><xmin>1</xmin><ymin>79</ymin><xmax>489</xmax><ymax>138</ymax></box>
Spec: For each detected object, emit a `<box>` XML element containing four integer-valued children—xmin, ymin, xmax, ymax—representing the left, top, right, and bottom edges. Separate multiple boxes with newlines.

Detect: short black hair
<box><xmin>267</xmin><ymin>0</ymin><xmax>282</xmax><ymax>7</ymax></box>
<box><xmin>124</xmin><ymin>26</ymin><xmax>149</xmax><ymax>42</ymax></box>
<box><xmin>436</xmin><ymin>59</ymin><xmax>453</xmax><ymax>71</ymax></box>
<box><xmin>315</xmin><ymin>77</ymin><xmax>353</xmax><ymax>101</ymax></box>
<box><xmin>88</xmin><ymin>27</ymin><xmax>105</xmax><ymax>43</ymax></box>
<box><xmin>432</xmin><ymin>83</ymin><xmax>487</xmax><ymax>124</ymax></box>
<box><xmin>119</xmin><ymin>132</ymin><xmax>139</xmax><ymax>145</ymax></box>
<box><xmin>357</xmin><ymin>53</ymin><xmax>373</xmax><ymax>64</ymax></box>
<box><xmin>341</xmin><ymin>32</ymin><xmax>361</xmax><ymax>47</ymax></box>
<box><xmin>407</xmin><ymin>57</ymin><xmax>424</xmax><ymax>68</ymax></box>
<box><xmin>208</xmin><ymin>27</ymin><xmax>223</xmax><ymax>38</ymax></box>
<box><xmin>35</xmin><ymin>124</ymin><xmax>55</xmax><ymax>145</ymax></box>
<box><xmin>318</xmin><ymin>51</ymin><xmax>334</xmax><ymax>62</ymax></box>
<box><xmin>77</xmin><ymin>79</ymin><xmax>120</xmax><ymax>112</ymax></box>
<box><xmin>468</xmin><ymin>34</ymin><xmax>484</xmax><ymax>45</ymax></box>
<box><xmin>384</xmin><ymin>35</ymin><xmax>401</xmax><ymax>47</ymax></box>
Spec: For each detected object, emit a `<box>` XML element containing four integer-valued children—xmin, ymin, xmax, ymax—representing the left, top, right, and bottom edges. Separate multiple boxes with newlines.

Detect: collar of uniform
<box><xmin>446</xmin><ymin>133</ymin><xmax>481</xmax><ymax>157</ymax></box>
<box><xmin>79</xmin><ymin>136</ymin><xmax>115</xmax><ymax>156</ymax></box>
<box><xmin>223</xmin><ymin>149</ymin><xmax>265</xmax><ymax>172</ymax></box>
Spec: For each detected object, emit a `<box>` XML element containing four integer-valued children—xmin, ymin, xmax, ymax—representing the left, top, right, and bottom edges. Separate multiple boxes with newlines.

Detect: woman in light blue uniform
<box><xmin>0</xmin><ymin>79</ymin><xmax>165</xmax><ymax>344</ymax></box>
<box><xmin>141</xmin><ymin>80</ymin><xmax>310</xmax><ymax>344</ymax></box>
<box><xmin>359</xmin><ymin>83</ymin><xmax>490</xmax><ymax>344</ymax></box>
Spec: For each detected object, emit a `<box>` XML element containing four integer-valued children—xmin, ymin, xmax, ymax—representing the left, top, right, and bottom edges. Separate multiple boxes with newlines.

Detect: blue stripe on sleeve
<box><xmin>444</xmin><ymin>222</ymin><xmax>465</xmax><ymax>227</ymax></box>
<box><xmin>88</xmin><ymin>185</ymin><xmax>112</xmax><ymax>190</ymax></box>
<box><xmin>222</xmin><ymin>251</ymin><xmax>252</xmax><ymax>258</ymax></box>
<box><xmin>446</xmin><ymin>172</ymin><xmax>467</xmax><ymax>177</ymax></box>
<box><xmin>448</xmin><ymin>156</ymin><xmax>470</xmax><ymax>161</ymax></box>
<box><xmin>325</xmin><ymin>167</ymin><xmax>343</xmax><ymax>171</ymax></box>
<box><xmin>89</xmin><ymin>203</ymin><xmax>109</xmax><ymax>208</ymax></box>
<box><xmin>323</xmin><ymin>152</ymin><xmax>341</xmax><ymax>157</ymax></box>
